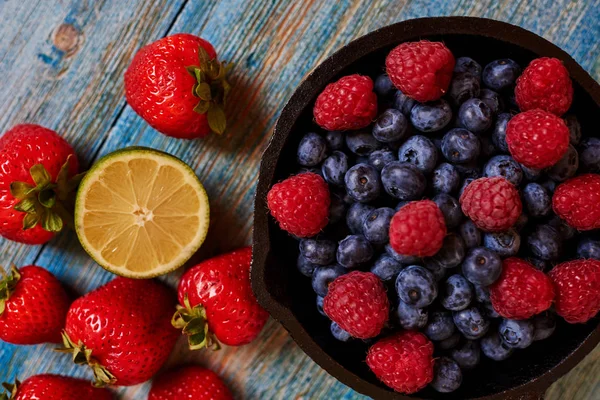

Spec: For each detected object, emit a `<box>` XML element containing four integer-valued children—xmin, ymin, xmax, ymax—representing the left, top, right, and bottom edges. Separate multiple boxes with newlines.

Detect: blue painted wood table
<box><xmin>1</xmin><ymin>0</ymin><xmax>599</xmax><ymax>399</ymax></box>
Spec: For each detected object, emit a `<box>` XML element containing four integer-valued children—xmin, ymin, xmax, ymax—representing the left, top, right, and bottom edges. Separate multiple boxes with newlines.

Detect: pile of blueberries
<box><xmin>294</xmin><ymin>56</ymin><xmax>600</xmax><ymax>392</ymax></box>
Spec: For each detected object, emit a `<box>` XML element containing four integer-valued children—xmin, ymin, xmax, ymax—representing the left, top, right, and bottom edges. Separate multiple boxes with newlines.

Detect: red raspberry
<box><xmin>505</xmin><ymin>109</ymin><xmax>570</xmax><ymax>169</ymax></box>
<box><xmin>366</xmin><ymin>331</ymin><xmax>434</xmax><ymax>394</ymax></box>
<box><xmin>460</xmin><ymin>177</ymin><xmax>522</xmax><ymax>232</ymax></box>
<box><xmin>549</xmin><ymin>259</ymin><xmax>600</xmax><ymax>323</ymax></box>
<box><xmin>490</xmin><ymin>258</ymin><xmax>555</xmax><ymax>320</ymax></box>
<box><xmin>267</xmin><ymin>172</ymin><xmax>330</xmax><ymax>238</ymax></box>
<box><xmin>313</xmin><ymin>74</ymin><xmax>377</xmax><ymax>131</ymax></box>
<box><xmin>552</xmin><ymin>174</ymin><xmax>600</xmax><ymax>231</ymax></box>
<box><xmin>389</xmin><ymin>200</ymin><xmax>446</xmax><ymax>257</ymax></box>
<box><xmin>385</xmin><ymin>41</ymin><xmax>455</xmax><ymax>102</ymax></box>
<box><xmin>323</xmin><ymin>271</ymin><xmax>389</xmax><ymax>339</ymax></box>
<box><xmin>515</xmin><ymin>57</ymin><xmax>573</xmax><ymax>116</ymax></box>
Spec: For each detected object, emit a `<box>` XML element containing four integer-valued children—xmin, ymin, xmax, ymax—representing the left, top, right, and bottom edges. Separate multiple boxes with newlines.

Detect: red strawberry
<box><xmin>125</xmin><ymin>33</ymin><xmax>231</xmax><ymax>139</ymax></box>
<box><xmin>149</xmin><ymin>365</ymin><xmax>233</xmax><ymax>400</ymax></box>
<box><xmin>58</xmin><ymin>278</ymin><xmax>179</xmax><ymax>387</ymax></box>
<box><xmin>0</xmin><ymin>265</ymin><xmax>70</xmax><ymax>345</ymax></box>
<box><xmin>174</xmin><ymin>247</ymin><xmax>269</xmax><ymax>349</ymax></box>
<box><xmin>0</xmin><ymin>124</ymin><xmax>81</xmax><ymax>244</ymax></box>
<box><xmin>549</xmin><ymin>259</ymin><xmax>600</xmax><ymax>323</ymax></box>
<box><xmin>0</xmin><ymin>374</ymin><xmax>114</xmax><ymax>400</ymax></box>
<box><xmin>552</xmin><ymin>173</ymin><xmax>600</xmax><ymax>231</ymax></box>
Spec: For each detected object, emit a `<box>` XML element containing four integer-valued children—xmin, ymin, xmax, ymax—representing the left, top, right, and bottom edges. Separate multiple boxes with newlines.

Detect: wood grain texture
<box><xmin>0</xmin><ymin>0</ymin><xmax>599</xmax><ymax>399</ymax></box>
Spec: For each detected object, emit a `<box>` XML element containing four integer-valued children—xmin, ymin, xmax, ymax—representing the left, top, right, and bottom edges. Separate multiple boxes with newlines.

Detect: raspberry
<box><xmin>323</xmin><ymin>271</ymin><xmax>389</xmax><ymax>339</ymax></box>
<box><xmin>267</xmin><ymin>172</ymin><xmax>330</xmax><ymax>238</ymax></box>
<box><xmin>389</xmin><ymin>200</ymin><xmax>446</xmax><ymax>257</ymax></box>
<box><xmin>490</xmin><ymin>258</ymin><xmax>555</xmax><ymax>320</ymax></box>
<box><xmin>460</xmin><ymin>177</ymin><xmax>522</xmax><ymax>232</ymax></box>
<box><xmin>313</xmin><ymin>74</ymin><xmax>377</xmax><ymax>131</ymax></box>
<box><xmin>515</xmin><ymin>57</ymin><xmax>573</xmax><ymax>116</ymax></box>
<box><xmin>549</xmin><ymin>259</ymin><xmax>600</xmax><ymax>323</ymax></box>
<box><xmin>366</xmin><ymin>331</ymin><xmax>434</xmax><ymax>394</ymax></box>
<box><xmin>505</xmin><ymin>109</ymin><xmax>570</xmax><ymax>169</ymax></box>
<box><xmin>385</xmin><ymin>41</ymin><xmax>455</xmax><ymax>102</ymax></box>
<box><xmin>552</xmin><ymin>174</ymin><xmax>600</xmax><ymax>231</ymax></box>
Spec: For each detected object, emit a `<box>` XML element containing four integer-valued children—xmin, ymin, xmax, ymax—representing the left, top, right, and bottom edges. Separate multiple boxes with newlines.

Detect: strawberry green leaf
<box><xmin>195</xmin><ymin>82</ymin><xmax>212</xmax><ymax>101</ymax></box>
<box><xmin>193</xmin><ymin>100</ymin><xmax>210</xmax><ymax>115</ymax></box>
<box><xmin>30</xmin><ymin>164</ymin><xmax>52</xmax><ymax>188</ymax></box>
<box><xmin>0</xmin><ymin>266</ymin><xmax>21</xmax><ymax>315</ymax></box>
<box><xmin>185</xmin><ymin>65</ymin><xmax>198</xmax><ymax>77</ymax></box>
<box><xmin>41</xmin><ymin>211</ymin><xmax>63</xmax><ymax>233</ymax></box>
<box><xmin>14</xmin><ymin>198</ymin><xmax>37</xmax><ymax>214</ymax></box>
<box><xmin>22</xmin><ymin>213</ymin><xmax>40</xmax><ymax>230</ymax></box>
<box><xmin>197</xmin><ymin>46</ymin><xmax>211</xmax><ymax>65</ymax></box>
<box><xmin>9</xmin><ymin>182</ymin><xmax>35</xmax><ymax>200</ymax></box>
<box><xmin>38</xmin><ymin>190</ymin><xmax>56</xmax><ymax>208</ymax></box>
<box><xmin>207</xmin><ymin>104</ymin><xmax>226</xmax><ymax>134</ymax></box>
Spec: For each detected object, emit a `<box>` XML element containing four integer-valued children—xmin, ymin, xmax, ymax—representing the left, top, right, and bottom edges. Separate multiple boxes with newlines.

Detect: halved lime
<box><xmin>75</xmin><ymin>147</ymin><xmax>209</xmax><ymax>278</ymax></box>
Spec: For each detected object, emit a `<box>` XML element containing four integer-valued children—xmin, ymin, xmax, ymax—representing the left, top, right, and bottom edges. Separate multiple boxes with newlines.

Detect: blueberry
<box><xmin>522</xmin><ymin>183</ymin><xmax>551</xmax><ymax>217</ymax></box>
<box><xmin>462</xmin><ymin>247</ymin><xmax>502</xmax><ymax>286</ymax></box>
<box><xmin>423</xmin><ymin>260</ymin><xmax>447</xmax><ymax>282</ymax></box>
<box><xmin>433</xmin><ymin>194</ymin><xmax>463</xmax><ymax>229</ymax></box>
<box><xmin>299</xmin><ymin>239</ymin><xmax>336</xmax><ymax>265</ymax></box>
<box><xmin>547</xmin><ymin>144</ymin><xmax>579</xmax><ymax>182</ymax></box>
<box><xmin>381</xmin><ymin>161</ymin><xmax>426</xmax><ymax>200</ymax></box>
<box><xmin>540</xmin><ymin>179</ymin><xmax>557</xmax><ymax>194</ymax></box>
<box><xmin>564</xmin><ymin>114</ymin><xmax>581</xmax><ymax>145</ymax></box>
<box><xmin>454</xmin><ymin>57</ymin><xmax>482</xmax><ymax>77</ymax></box>
<box><xmin>371</xmin><ymin>254</ymin><xmax>404</xmax><ymax>281</ymax></box>
<box><xmin>514</xmin><ymin>213</ymin><xmax>529</xmax><ymax>231</ymax></box>
<box><xmin>482</xmin><ymin>59</ymin><xmax>521</xmax><ymax>91</ymax></box>
<box><xmin>481</xmin><ymin>332</ymin><xmax>514</xmax><ymax>361</ymax></box>
<box><xmin>297</xmin><ymin>254</ymin><xmax>318</xmax><ymax>277</ymax></box>
<box><xmin>297</xmin><ymin>132</ymin><xmax>328</xmax><ymax>166</ymax></box>
<box><xmin>459</xmin><ymin>220</ymin><xmax>482</xmax><ymax>249</ymax></box>
<box><xmin>520</xmin><ymin>164</ymin><xmax>542</xmax><ymax>182</ymax></box>
<box><xmin>336</xmin><ymin>235</ymin><xmax>374</xmax><ymax>269</ymax></box>
<box><xmin>346</xmin><ymin>203</ymin><xmax>374</xmax><ymax>234</ymax></box>
<box><xmin>431</xmin><ymin>357</ymin><xmax>462</xmax><ymax>393</ymax></box>
<box><xmin>441</xmin><ymin>274</ymin><xmax>474</xmax><ymax>311</ymax></box>
<box><xmin>473</xmin><ymin>284</ymin><xmax>491</xmax><ymax>304</ymax></box>
<box><xmin>372</xmin><ymin>109</ymin><xmax>408</xmax><ymax>143</ymax></box>
<box><xmin>579</xmin><ymin>137</ymin><xmax>600</xmax><ymax>172</ymax></box>
<box><xmin>345</xmin><ymin>130</ymin><xmax>382</xmax><ymax>156</ymax></box>
<box><xmin>395</xmin><ymin>201</ymin><xmax>409</xmax><ymax>212</ymax></box>
<box><xmin>482</xmin><ymin>302</ymin><xmax>501</xmax><ymax>319</ymax></box>
<box><xmin>499</xmin><ymin>319</ymin><xmax>534</xmax><ymax>349</ymax></box>
<box><xmin>426</xmin><ymin>234</ymin><xmax>466</xmax><ymax>270</ymax></box>
<box><xmin>373</xmin><ymin>74</ymin><xmax>395</xmax><ymax>98</ymax></box>
<box><xmin>484</xmin><ymin>229</ymin><xmax>521</xmax><ymax>257</ymax></box>
<box><xmin>438</xmin><ymin>332</ymin><xmax>461</xmax><ymax>350</ymax></box>
<box><xmin>532</xmin><ymin>313</ymin><xmax>556</xmax><ymax>341</ymax></box>
<box><xmin>410</xmin><ymin>100</ymin><xmax>453</xmax><ymax>133</ymax></box>
<box><xmin>527</xmin><ymin>224</ymin><xmax>562</xmax><ymax>261</ymax></box>
<box><xmin>331</xmin><ymin>322</ymin><xmax>352</xmax><ymax>342</ymax></box>
<box><xmin>395</xmin><ymin>300</ymin><xmax>428</xmax><ymax>330</ymax></box>
<box><xmin>577</xmin><ymin>236</ymin><xmax>600</xmax><ymax>260</ymax></box>
<box><xmin>329</xmin><ymin>194</ymin><xmax>346</xmax><ymax>224</ymax></box>
<box><xmin>312</xmin><ymin>264</ymin><xmax>346</xmax><ymax>296</ymax></box>
<box><xmin>550</xmin><ymin>214</ymin><xmax>577</xmax><ymax>240</ymax></box>
<box><xmin>368</xmin><ymin>148</ymin><xmax>397</xmax><ymax>171</ymax></box>
<box><xmin>433</xmin><ymin>163</ymin><xmax>460</xmax><ymax>194</ymax></box>
<box><xmin>527</xmin><ymin>257</ymin><xmax>548</xmax><ymax>272</ymax></box>
<box><xmin>317</xmin><ymin>295</ymin><xmax>326</xmax><ymax>316</ymax></box>
<box><xmin>386</xmin><ymin>244</ymin><xmax>419</xmax><ymax>264</ymax></box>
<box><xmin>448</xmin><ymin>72</ymin><xmax>480</xmax><ymax>106</ymax></box>
<box><xmin>458</xmin><ymin>178</ymin><xmax>475</xmax><ymax>198</ymax></box>
<box><xmin>345</xmin><ymin>164</ymin><xmax>381</xmax><ymax>203</ymax></box>
<box><xmin>398</xmin><ymin>135</ymin><xmax>439</xmax><ymax>173</ymax></box>
<box><xmin>393</xmin><ymin>89</ymin><xmax>417</xmax><ymax>115</ymax></box>
<box><xmin>325</xmin><ymin>131</ymin><xmax>344</xmax><ymax>151</ymax></box>
<box><xmin>491</xmin><ymin>113</ymin><xmax>511</xmax><ymax>153</ymax></box>
<box><xmin>455</xmin><ymin>164</ymin><xmax>482</xmax><ymax>180</ymax></box>
<box><xmin>441</xmin><ymin>128</ymin><xmax>481</xmax><ymax>164</ymax></box>
<box><xmin>484</xmin><ymin>155</ymin><xmax>523</xmax><ymax>186</ymax></box>
<box><xmin>395</xmin><ymin>265</ymin><xmax>438</xmax><ymax>308</ymax></box>
<box><xmin>451</xmin><ymin>340</ymin><xmax>480</xmax><ymax>369</ymax></box>
<box><xmin>299</xmin><ymin>167</ymin><xmax>324</xmax><ymax>178</ymax></box>
<box><xmin>479</xmin><ymin>88</ymin><xmax>504</xmax><ymax>115</ymax></box>
<box><xmin>322</xmin><ymin>151</ymin><xmax>349</xmax><ymax>186</ymax></box>
<box><xmin>425</xmin><ymin>310</ymin><xmax>456</xmax><ymax>341</ymax></box>
<box><xmin>458</xmin><ymin>98</ymin><xmax>493</xmax><ymax>133</ymax></box>
<box><xmin>479</xmin><ymin>135</ymin><xmax>497</xmax><ymax>159</ymax></box>
<box><xmin>363</xmin><ymin>207</ymin><xmax>395</xmax><ymax>244</ymax></box>
<box><xmin>453</xmin><ymin>306</ymin><xmax>490</xmax><ymax>339</ymax></box>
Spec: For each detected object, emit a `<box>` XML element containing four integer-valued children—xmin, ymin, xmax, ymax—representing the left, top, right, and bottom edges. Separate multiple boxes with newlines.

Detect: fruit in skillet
<box><xmin>173</xmin><ymin>247</ymin><xmax>268</xmax><ymax>349</ymax></box>
<box><xmin>57</xmin><ymin>277</ymin><xmax>179</xmax><ymax>386</ymax></box>
<box><xmin>0</xmin><ymin>374</ymin><xmax>114</xmax><ymax>400</ymax></box>
<box><xmin>0</xmin><ymin>265</ymin><xmax>70</xmax><ymax>345</ymax></box>
<box><xmin>0</xmin><ymin>124</ymin><xmax>81</xmax><ymax>244</ymax></box>
<box><xmin>125</xmin><ymin>33</ymin><xmax>231</xmax><ymax>139</ymax></box>
<box><xmin>74</xmin><ymin>147</ymin><xmax>209</xmax><ymax>278</ymax></box>
<box><xmin>149</xmin><ymin>365</ymin><xmax>233</xmax><ymax>400</ymax></box>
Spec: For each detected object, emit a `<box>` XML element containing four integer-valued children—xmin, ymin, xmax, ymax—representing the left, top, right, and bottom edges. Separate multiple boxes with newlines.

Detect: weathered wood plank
<box><xmin>1</xmin><ymin>0</ymin><xmax>599</xmax><ymax>399</ymax></box>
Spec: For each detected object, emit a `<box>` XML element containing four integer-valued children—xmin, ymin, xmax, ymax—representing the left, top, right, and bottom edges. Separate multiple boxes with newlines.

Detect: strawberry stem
<box><xmin>0</xmin><ymin>266</ymin><xmax>20</xmax><ymax>315</ymax></box>
<box><xmin>0</xmin><ymin>380</ymin><xmax>19</xmax><ymax>400</ymax></box>
<box><xmin>171</xmin><ymin>294</ymin><xmax>220</xmax><ymax>351</ymax></box>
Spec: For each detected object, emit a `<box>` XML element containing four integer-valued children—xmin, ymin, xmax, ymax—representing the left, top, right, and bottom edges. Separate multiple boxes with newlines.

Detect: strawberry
<box><xmin>124</xmin><ymin>33</ymin><xmax>232</xmax><ymax>139</ymax></box>
<box><xmin>0</xmin><ymin>374</ymin><xmax>114</xmax><ymax>400</ymax></box>
<box><xmin>0</xmin><ymin>124</ymin><xmax>81</xmax><ymax>244</ymax></box>
<box><xmin>0</xmin><ymin>265</ymin><xmax>70</xmax><ymax>345</ymax></box>
<box><xmin>173</xmin><ymin>247</ymin><xmax>269</xmax><ymax>349</ymax></box>
<box><xmin>149</xmin><ymin>365</ymin><xmax>233</xmax><ymax>400</ymax></box>
<box><xmin>57</xmin><ymin>278</ymin><xmax>179</xmax><ymax>387</ymax></box>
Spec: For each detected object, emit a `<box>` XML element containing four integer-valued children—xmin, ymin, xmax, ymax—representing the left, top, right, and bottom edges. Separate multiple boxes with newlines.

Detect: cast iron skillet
<box><xmin>252</xmin><ymin>17</ymin><xmax>600</xmax><ymax>400</ymax></box>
